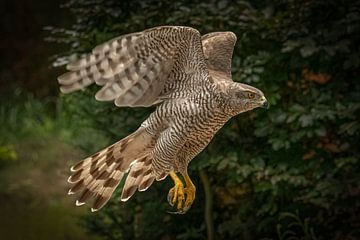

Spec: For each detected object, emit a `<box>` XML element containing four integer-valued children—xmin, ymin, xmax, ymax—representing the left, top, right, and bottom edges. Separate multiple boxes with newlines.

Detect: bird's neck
<box><xmin>209</xmin><ymin>80</ymin><xmax>234</xmax><ymax>115</ymax></box>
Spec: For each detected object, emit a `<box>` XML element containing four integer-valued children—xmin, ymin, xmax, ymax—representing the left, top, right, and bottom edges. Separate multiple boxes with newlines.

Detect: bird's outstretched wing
<box><xmin>201</xmin><ymin>31</ymin><xmax>237</xmax><ymax>79</ymax></box>
<box><xmin>58</xmin><ymin>26</ymin><xmax>209</xmax><ymax>107</ymax></box>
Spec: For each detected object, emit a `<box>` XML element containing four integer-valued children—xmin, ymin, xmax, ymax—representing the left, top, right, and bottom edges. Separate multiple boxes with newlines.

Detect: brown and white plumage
<box><xmin>202</xmin><ymin>31</ymin><xmax>237</xmax><ymax>78</ymax></box>
<box><xmin>59</xmin><ymin>26</ymin><xmax>268</xmax><ymax>212</ymax></box>
<box><xmin>59</xmin><ymin>26</ymin><xmax>209</xmax><ymax>107</ymax></box>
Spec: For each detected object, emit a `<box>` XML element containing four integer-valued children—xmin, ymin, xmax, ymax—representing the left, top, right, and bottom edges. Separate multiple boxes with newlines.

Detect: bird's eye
<box><xmin>247</xmin><ymin>92</ymin><xmax>255</xmax><ymax>99</ymax></box>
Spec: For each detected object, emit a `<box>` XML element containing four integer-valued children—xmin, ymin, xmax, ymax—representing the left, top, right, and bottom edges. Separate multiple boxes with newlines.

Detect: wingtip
<box><xmin>94</xmin><ymin>89</ymin><xmax>116</xmax><ymax>102</ymax></box>
<box><xmin>57</xmin><ymin>75</ymin><xmax>65</xmax><ymax>84</ymax></box>
<box><xmin>91</xmin><ymin>208</ymin><xmax>98</xmax><ymax>212</ymax></box>
<box><xmin>57</xmin><ymin>72</ymin><xmax>74</xmax><ymax>84</ymax></box>
<box><xmin>66</xmin><ymin>63</ymin><xmax>78</xmax><ymax>71</ymax></box>
<box><xmin>94</xmin><ymin>92</ymin><xmax>102</xmax><ymax>101</ymax></box>
<box><xmin>59</xmin><ymin>86</ymin><xmax>73</xmax><ymax>94</ymax></box>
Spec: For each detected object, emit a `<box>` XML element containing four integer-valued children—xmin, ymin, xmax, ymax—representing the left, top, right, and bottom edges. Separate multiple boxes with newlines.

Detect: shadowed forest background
<box><xmin>0</xmin><ymin>0</ymin><xmax>359</xmax><ymax>239</ymax></box>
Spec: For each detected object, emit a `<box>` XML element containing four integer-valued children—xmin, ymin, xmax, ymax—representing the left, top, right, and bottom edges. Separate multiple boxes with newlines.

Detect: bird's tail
<box><xmin>67</xmin><ymin>127</ymin><xmax>158</xmax><ymax>211</ymax></box>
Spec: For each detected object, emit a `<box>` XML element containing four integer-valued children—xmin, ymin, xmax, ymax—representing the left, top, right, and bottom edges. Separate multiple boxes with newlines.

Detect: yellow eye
<box><xmin>248</xmin><ymin>92</ymin><xmax>255</xmax><ymax>99</ymax></box>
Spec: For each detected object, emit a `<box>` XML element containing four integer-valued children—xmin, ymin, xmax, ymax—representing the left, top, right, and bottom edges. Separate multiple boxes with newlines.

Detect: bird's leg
<box><xmin>167</xmin><ymin>170</ymin><xmax>196</xmax><ymax>214</ymax></box>
<box><xmin>167</xmin><ymin>171</ymin><xmax>185</xmax><ymax>211</ymax></box>
<box><xmin>182</xmin><ymin>171</ymin><xmax>196</xmax><ymax>212</ymax></box>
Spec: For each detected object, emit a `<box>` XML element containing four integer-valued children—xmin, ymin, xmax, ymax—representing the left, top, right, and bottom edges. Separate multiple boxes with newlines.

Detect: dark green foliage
<box><xmin>0</xmin><ymin>89</ymin><xmax>101</xmax><ymax>240</ymax></box>
<box><xmin>49</xmin><ymin>0</ymin><xmax>360</xmax><ymax>239</ymax></box>
<box><xmin>0</xmin><ymin>145</ymin><xmax>17</xmax><ymax>169</ymax></box>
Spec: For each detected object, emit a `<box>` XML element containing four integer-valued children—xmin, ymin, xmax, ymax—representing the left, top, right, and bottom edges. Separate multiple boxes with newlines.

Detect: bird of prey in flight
<box><xmin>58</xmin><ymin>26</ymin><xmax>269</xmax><ymax>214</ymax></box>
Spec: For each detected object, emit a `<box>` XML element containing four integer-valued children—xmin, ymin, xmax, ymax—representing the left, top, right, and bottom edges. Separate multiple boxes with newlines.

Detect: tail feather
<box><xmin>68</xmin><ymin>128</ymin><xmax>158</xmax><ymax>211</ymax></box>
<box><xmin>92</xmin><ymin>170</ymin><xmax>125</xmax><ymax>211</ymax></box>
<box><xmin>120</xmin><ymin>155</ymin><xmax>153</xmax><ymax>201</ymax></box>
<box><xmin>136</xmin><ymin>156</ymin><xmax>155</xmax><ymax>191</ymax></box>
<box><xmin>138</xmin><ymin>175</ymin><xmax>155</xmax><ymax>192</ymax></box>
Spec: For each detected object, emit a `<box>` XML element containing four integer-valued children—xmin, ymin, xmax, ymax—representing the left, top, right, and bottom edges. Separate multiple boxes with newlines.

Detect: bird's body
<box><xmin>59</xmin><ymin>26</ymin><xmax>268</xmax><ymax>213</ymax></box>
<box><xmin>143</xmin><ymin>83</ymin><xmax>228</xmax><ymax>175</ymax></box>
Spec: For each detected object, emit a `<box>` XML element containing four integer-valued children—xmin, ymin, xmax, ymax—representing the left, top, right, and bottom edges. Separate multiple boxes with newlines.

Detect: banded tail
<box><xmin>67</xmin><ymin>128</ymin><xmax>157</xmax><ymax>211</ymax></box>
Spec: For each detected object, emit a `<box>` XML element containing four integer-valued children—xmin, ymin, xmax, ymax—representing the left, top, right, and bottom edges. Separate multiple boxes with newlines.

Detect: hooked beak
<box><xmin>260</xmin><ymin>96</ymin><xmax>269</xmax><ymax>109</ymax></box>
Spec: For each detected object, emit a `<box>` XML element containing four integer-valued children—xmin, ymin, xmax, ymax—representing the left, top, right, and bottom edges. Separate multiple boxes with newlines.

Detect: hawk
<box><xmin>58</xmin><ymin>26</ymin><xmax>268</xmax><ymax>213</ymax></box>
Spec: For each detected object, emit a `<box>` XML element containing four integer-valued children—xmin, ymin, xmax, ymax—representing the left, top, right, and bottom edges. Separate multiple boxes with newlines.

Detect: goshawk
<box><xmin>58</xmin><ymin>26</ymin><xmax>268</xmax><ymax>213</ymax></box>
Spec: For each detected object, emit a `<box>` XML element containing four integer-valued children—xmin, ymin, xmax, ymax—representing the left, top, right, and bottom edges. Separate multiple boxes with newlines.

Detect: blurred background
<box><xmin>0</xmin><ymin>0</ymin><xmax>359</xmax><ymax>239</ymax></box>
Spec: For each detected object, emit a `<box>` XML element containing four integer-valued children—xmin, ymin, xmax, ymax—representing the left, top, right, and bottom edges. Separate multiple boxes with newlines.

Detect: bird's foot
<box><xmin>167</xmin><ymin>171</ymin><xmax>196</xmax><ymax>214</ymax></box>
<box><xmin>184</xmin><ymin>184</ymin><xmax>196</xmax><ymax>211</ymax></box>
<box><xmin>167</xmin><ymin>181</ymin><xmax>184</xmax><ymax>209</ymax></box>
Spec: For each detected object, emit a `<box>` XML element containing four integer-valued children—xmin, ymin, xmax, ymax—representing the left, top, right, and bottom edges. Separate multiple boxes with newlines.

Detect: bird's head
<box><xmin>223</xmin><ymin>82</ymin><xmax>269</xmax><ymax>115</ymax></box>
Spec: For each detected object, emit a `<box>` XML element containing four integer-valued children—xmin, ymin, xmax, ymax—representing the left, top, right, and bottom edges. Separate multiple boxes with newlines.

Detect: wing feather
<box><xmin>58</xmin><ymin>26</ymin><xmax>209</xmax><ymax>107</ymax></box>
<box><xmin>201</xmin><ymin>31</ymin><xmax>237</xmax><ymax>79</ymax></box>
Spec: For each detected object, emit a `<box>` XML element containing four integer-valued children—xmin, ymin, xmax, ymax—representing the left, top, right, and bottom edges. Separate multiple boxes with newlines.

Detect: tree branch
<box><xmin>199</xmin><ymin>169</ymin><xmax>214</xmax><ymax>240</ymax></box>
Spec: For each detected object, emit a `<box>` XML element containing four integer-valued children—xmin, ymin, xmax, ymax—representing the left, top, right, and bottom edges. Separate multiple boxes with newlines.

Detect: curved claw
<box><xmin>183</xmin><ymin>186</ymin><xmax>196</xmax><ymax>211</ymax></box>
<box><xmin>167</xmin><ymin>188</ymin><xmax>194</xmax><ymax>213</ymax></box>
<box><xmin>167</xmin><ymin>188</ymin><xmax>175</xmax><ymax>207</ymax></box>
<box><xmin>167</xmin><ymin>210</ymin><xmax>187</xmax><ymax>215</ymax></box>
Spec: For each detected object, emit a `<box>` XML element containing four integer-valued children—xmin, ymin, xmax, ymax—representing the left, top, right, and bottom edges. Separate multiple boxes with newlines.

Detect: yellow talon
<box><xmin>167</xmin><ymin>171</ymin><xmax>196</xmax><ymax>214</ymax></box>
<box><xmin>183</xmin><ymin>172</ymin><xmax>196</xmax><ymax>210</ymax></box>
<box><xmin>168</xmin><ymin>171</ymin><xmax>184</xmax><ymax>207</ymax></box>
